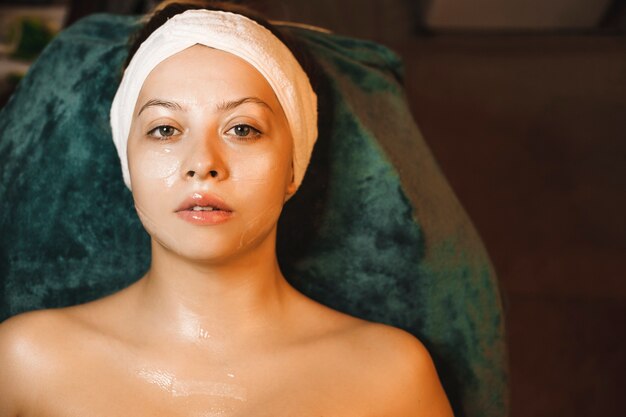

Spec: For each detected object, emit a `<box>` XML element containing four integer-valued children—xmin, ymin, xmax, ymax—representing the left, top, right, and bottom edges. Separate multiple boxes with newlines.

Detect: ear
<box><xmin>283</xmin><ymin>164</ymin><xmax>297</xmax><ymax>202</ymax></box>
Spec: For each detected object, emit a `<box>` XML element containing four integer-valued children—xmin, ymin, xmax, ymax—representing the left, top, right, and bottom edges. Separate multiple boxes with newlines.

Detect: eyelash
<box><xmin>145</xmin><ymin>124</ymin><xmax>262</xmax><ymax>142</ymax></box>
<box><xmin>225</xmin><ymin>124</ymin><xmax>262</xmax><ymax>141</ymax></box>
<box><xmin>146</xmin><ymin>125</ymin><xmax>181</xmax><ymax>141</ymax></box>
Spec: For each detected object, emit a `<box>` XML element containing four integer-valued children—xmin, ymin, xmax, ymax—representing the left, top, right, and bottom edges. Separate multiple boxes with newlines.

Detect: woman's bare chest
<box><xmin>28</xmin><ymin>345</ymin><xmax>372</xmax><ymax>417</ymax></box>
<box><xmin>35</xmin><ymin>377</ymin><xmax>363</xmax><ymax>417</ymax></box>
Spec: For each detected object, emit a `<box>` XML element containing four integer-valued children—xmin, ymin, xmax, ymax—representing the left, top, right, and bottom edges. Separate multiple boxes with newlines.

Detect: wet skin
<box><xmin>0</xmin><ymin>45</ymin><xmax>454</xmax><ymax>417</ymax></box>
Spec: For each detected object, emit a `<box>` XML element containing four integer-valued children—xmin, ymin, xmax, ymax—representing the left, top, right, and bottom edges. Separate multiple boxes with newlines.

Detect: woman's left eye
<box><xmin>226</xmin><ymin>124</ymin><xmax>261</xmax><ymax>140</ymax></box>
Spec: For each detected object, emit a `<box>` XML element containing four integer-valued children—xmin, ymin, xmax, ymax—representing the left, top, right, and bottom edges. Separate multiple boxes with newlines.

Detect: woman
<box><xmin>0</xmin><ymin>2</ymin><xmax>454</xmax><ymax>415</ymax></box>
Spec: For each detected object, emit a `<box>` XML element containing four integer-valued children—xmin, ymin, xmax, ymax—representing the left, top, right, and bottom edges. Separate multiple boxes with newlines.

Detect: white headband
<box><xmin>110</xmin><ymin>9</ymin><xmax>318</xmax><ymax>190</ymax></box>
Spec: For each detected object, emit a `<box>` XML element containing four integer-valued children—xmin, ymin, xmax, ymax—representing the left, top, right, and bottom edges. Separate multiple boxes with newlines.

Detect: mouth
<box><xmin>176</xmin><ymin>193</ymin><xmax>234</xmax><ymax>225</ymax></box>
<box><xmin>190</xmin><ymin>205</ymin><xmax>221</xmax><ymax>212</ymax></box>
<box><xmin>176</xmin><ymin>192</ymin><xmax>233</xmax><ymax>213</ymax></box>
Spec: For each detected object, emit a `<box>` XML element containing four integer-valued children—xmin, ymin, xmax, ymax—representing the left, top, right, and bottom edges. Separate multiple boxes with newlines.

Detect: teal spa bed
<box><xmin>0</xmin><ymin>13</ymin><xmax>508</xmax><ymax>417</ymax></box>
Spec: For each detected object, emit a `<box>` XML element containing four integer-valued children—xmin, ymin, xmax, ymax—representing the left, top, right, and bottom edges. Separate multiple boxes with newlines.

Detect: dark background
<box><xmin>1</xmin><ymin>1</ymin><xmax>625</xmax><ymax>416</ymax></box>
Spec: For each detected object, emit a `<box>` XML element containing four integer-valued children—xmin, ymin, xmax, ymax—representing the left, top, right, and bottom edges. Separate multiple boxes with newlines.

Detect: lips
<box><xmin>175</xmin><ymin>192</ymin><xmax>234</xmax><ymax>225</ymax></box>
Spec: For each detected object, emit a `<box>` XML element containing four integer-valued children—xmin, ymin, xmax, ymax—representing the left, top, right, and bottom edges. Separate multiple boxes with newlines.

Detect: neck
<box><xmin>134</xmin><ymin>228</ymin><xmax>295</xmax><ymax>346</ymax></box>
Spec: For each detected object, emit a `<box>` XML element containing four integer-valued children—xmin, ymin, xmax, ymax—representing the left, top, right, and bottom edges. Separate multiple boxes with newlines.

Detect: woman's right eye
<box><xmin>146</xmin><ymin>125</ymin><xmax>181</xmax><ymax>140</ymax></box>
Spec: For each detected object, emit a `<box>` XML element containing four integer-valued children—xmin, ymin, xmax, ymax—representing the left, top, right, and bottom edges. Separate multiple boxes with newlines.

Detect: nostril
<box><xmin>185</xmin><ymin>169</ymin><xmax>218</xmax><ymax>179</ymax></box>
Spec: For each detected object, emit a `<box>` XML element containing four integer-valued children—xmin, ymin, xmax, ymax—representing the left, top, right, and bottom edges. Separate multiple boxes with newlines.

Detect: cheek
<box><xmin>227</xmin><ymin>149</ymin><xmax>291</xmax><ymax>250</ymax></box>
<box><xmin>127</xmin><ymin>145</ymin><xmax>180</xmax><ymax>245</ymax></box>
<box><xmin>131</xmin><ymin>148</ymin><xmax>181</xmax><ymax>188</ymax></box>
<box><xmin>227</xmin><ymin>139</ymin><xmax>292</xmax><ymax>188</ymax></box>
<box><xmin>235</xmin><ymin>204</ymin><xmax>283</xmax><ymax>251</ymax></box>
<box><xmin>131</xmin><ymin>179</ymin><xmax>183</xmax><ymax>253</ymax></box>
<box><xmin>229</xmin><ymin>153</ymin><xmax>280</xmax><ymax>184</ymax></box>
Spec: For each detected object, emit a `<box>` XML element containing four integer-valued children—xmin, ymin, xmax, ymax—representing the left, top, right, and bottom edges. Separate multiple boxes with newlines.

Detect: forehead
<box><xmin>137</xmin><ymin>44</ymin><xmax>279</xmax><ymax>108</ymax></box>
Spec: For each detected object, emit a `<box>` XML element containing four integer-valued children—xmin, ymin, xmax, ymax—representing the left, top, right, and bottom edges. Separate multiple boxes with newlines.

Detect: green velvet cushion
<box><xmin>0</xmin><ymin>13</ymin><xmax>508</xmax><ymax>417</ymax></box>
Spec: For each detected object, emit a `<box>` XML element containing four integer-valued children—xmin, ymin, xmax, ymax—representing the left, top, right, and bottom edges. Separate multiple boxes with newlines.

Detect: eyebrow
<box><xmin>216</xmin><ymin>96</ymin><xmax>274</xmax><ymax>114</ymax></box>
<box><xmin>137</xmin><ymin>96</ymin><xmax>274</xmax><ymax>116</ymax></box>
<box><xmin>137</xmin><ymin>99</ymin><xmax>183</xmax><ymax>116</ymax></box>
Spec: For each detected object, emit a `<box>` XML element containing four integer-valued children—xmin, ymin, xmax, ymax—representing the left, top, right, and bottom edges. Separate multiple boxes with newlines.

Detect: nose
<box><xmin>183</xmin><ymin>134</ymin><xmax>228</xmax><ymax>182</ymax></box>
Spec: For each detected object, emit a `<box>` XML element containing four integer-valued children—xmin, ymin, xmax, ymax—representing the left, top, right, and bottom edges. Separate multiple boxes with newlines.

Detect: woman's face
<box><xmin>127</xmin><ymin>44</ymin><xmax>296</xmax><ymax>262</ymax></box>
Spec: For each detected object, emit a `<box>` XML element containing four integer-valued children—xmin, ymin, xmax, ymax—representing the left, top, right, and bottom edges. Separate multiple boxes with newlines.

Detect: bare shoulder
<box><xmin>347</xmin><ymin>321</ymin><xmax>455</xmax><ymax>417</ymax></box>
<box><xmin>0</xmin><ymin>304</ymin><xmax>112</xmax><ymax>415</ymax></box>
<box><xmin>0</xmin><ymin>306</ymin><xmax>94</xmax><ymax>354</ymax></box>
<box><xmin>355</xmin><ymin>322</ymin><xmax>435</xmax><ymax>371</ymax></box>
<box><xmin>292</xmin><ymin>301</ymin><xmax>454</xmax><ymax>415</ymax></box>
<box><xmin>0</xmin><ymin>309</ymin><xmax>76</xmax><ymax>416</ymax></box>
<box><xmin>0</xmin><ymin>308</ymin><xmax>69</xmax><ymax>368</ymax></box>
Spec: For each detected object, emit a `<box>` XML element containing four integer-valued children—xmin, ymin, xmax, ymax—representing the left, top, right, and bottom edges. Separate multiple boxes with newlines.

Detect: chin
<box><xmin>151</xmin><ymin>221</ymin><xmax>277</xmax><ymax>264</ymax></box>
